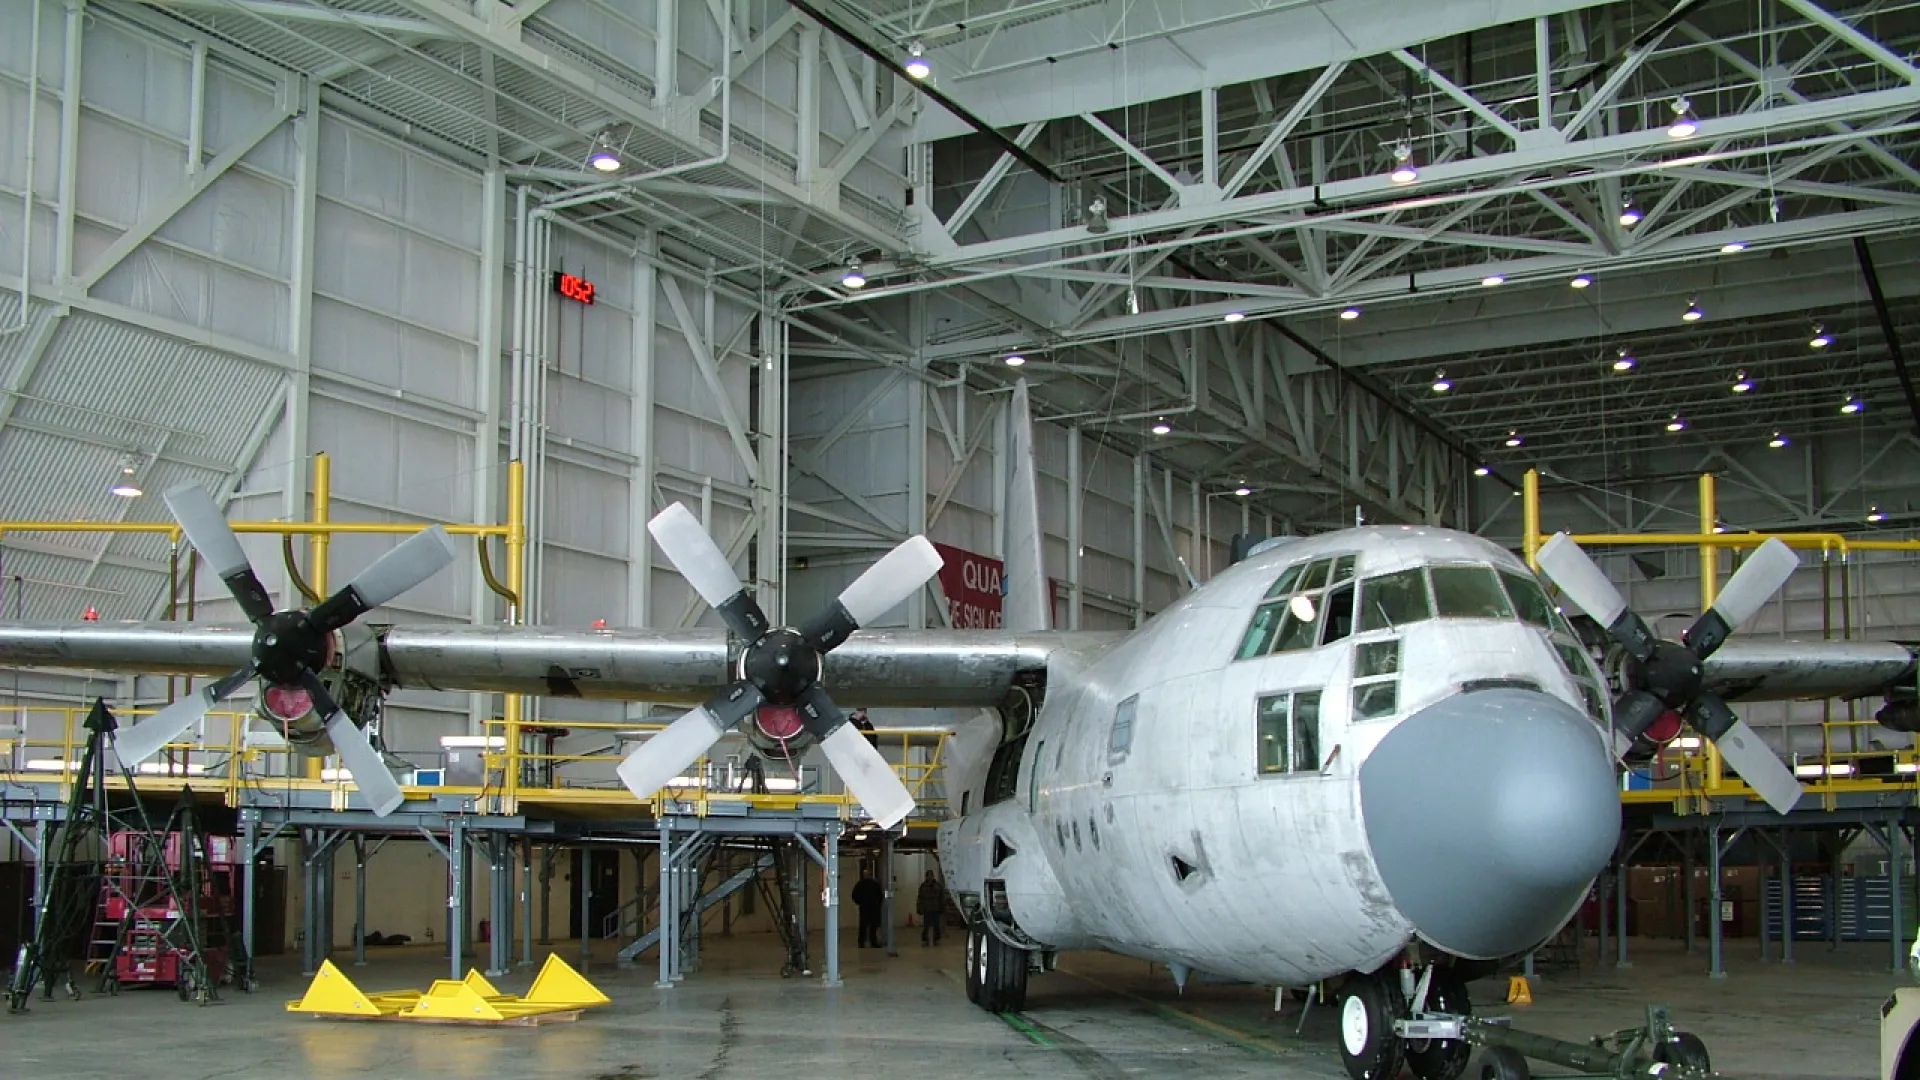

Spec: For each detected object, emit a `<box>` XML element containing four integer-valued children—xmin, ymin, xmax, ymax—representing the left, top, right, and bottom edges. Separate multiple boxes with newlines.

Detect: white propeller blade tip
<box><xmin>646</xmin><ymin>503</ymin><xmax>747</xmax><ymax>611</ymax></box>
<box><xmin>838</xmin><ymin>536</ymin><xmax>945</xmax><ymax>627</ymax></box>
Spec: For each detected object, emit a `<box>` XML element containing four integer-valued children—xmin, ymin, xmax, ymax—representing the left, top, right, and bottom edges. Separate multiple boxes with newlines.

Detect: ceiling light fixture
<box><xmin>1612</xmin><ymin>348</ymin><xmax>1635</xmax><ymax>372</ymax></box>
<box><xmin>1473</xmin><ymin>465</ymin><xmax>1491</xmax><ymax>477</ymax></box>
<box><xmin>1731</xmin><ymin>371</ymin><xmax>1752</xmax><ymax>393</ymax></box>
<box><xmin>1666</xmin><ymin>415</ymin><xmax>1686</xmax><ymax>432</ymax></box>
<box><xmin>841</xmin><ymin>257</ymin><xmax>866</xmax><ymax>290</ymax></box>
<box><xmin>1339</xmin><ymin>306</ymin><xmax>1361</xmax><ymax>320</ymax></box>
<box><xmin>1151</xmin><ymin>419</ymin><xmax>1172</xmax><ymax>436</ymax></box>
<box><xmin>1810</xmin><ymin>323</ymin><xmax>1831</xmax><ymax>349</ymax></box>
<box><xmin>1235</xmin><ymin>485</ymin><xmax>1252</xmax><ymax>497</ymax></box>
<box><xmin>109</xmin><ymin>457</ymin><xmax>142</xmax><ymax>498</ymax></box>
<box><xmin>1868</xmin><ymin>506</ymin><xmax>1887</xmax><ymax>523</ymax></box>
<box><xmin>587</xmin><ymin>130</ymin><xmax>623</xmax><ymax>172</ymax></box>
<box><xmin>1431</xmin><ymin>370</ymin><xmax>1451</xmax><ymax>393</ymax></box>
<box><xmin>1720</xmin><ymin>240</ymin><xmax>1747</xmax><ymax>254</ymax></box>
<box><xmin>1480</xmin><ymin>273</ymin><xmax>1505</xmax><ymax>287</ymax></box>
<box><xmin>1569</xmin><ymin>272</ymin><xmax>1592</xmax><ymax>289</ymax></box>
<box><xmin>1389</xmin><ymin>139</ymin><xmax>1417</xmax><ymax>184</ymax></box>
<box><xmin>1769</xmin><ymin>432</ymin><xmax>1788</xmax><ymax>449</ymax></box>
<box><xmin>1667</xmin><ymin>97</ymin><xmax>1698</xmax><ymax>138</ymax></box>
<box><xmin>1004</xmin><ymin>353</ymin><xmax>1026</xmax><ymax>367</ymax></box>
<box><xmin>1681</xmin><ymin>297</ymin><xmax>1704</xmax><ymax>322</ymax></box>
<box><xmin>1619</xmin><ymin>199</ymin><xmax>1642</xmax><ymax>227</ymax></box>
<box><xmin>904</xmin><ymin>41</ymin><xmax>931</xmax><ymax>80</ymax></box>
<box><xmin>1842</xmin><ymin>395</ymin><xmax>1863</xmax><ymax>414</ymax></box>
<box><xmin>1504</xmin><ymin>431</ymin><xmax>1522</xmax><ymax>447</ymax></box>
<box><xmin>1223</xmin><ymin>311</ymin><xmax>1245</xmax><ymax>323</ymax></box>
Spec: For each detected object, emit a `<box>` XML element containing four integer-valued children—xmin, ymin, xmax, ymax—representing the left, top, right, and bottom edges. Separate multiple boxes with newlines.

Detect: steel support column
<box><xmin>521</xmin><ymin>836</ymin><xmax>535</xmax><ymax>966</ymax></box>
<box><xmin>352</xmin><ymin>835</ymin><xmax>368</xmax><ymax>966</ymax></box>
<box><xmin>488</xmin><ymin>832</ymin><xmax>511</xmax><ymax>976</ymax></box>
<box><xmin>656</xmin><ymin>831</ymin><xmax>673</xmax><ymax>988</ymax></box>
<box><xmin>823</xmin><ymin>829</ymin><xmax>841</xmax><ymax>987</ymax></box>
<box><xmin>882</xmin><ymin>835</ymin><xmax>897</xmax><ymax>957</ymax></box>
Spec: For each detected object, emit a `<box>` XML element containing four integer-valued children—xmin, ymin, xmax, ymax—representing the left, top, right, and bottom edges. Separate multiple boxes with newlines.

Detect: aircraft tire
<box><xmin>980</xmin><ymin>930</ymin><xmax>1028</xmax><ymax>1013</ymax></box>
<box><xmin>1653</xmin><ymin>1031</ymin><xmax>1711</xmax><ymax>1075</ymax></box>
<box><xmin>965</xmin><ymin>928</ymin><xmax>985</xmax><ymax>1005</ymax></box>
<box><xmin>1405</xmin><ymin>970</ymin><xmax>1472</xmax><ymax>1080</ymax></box>
<box><xmin>1336</xmin><ymin>971</ymin><xmax>1406</xmax><ymax>1080</ymax></box>
<box><xmin>1478</xmin><ymin>1046</ymin><xmax>1530</xmax><ymax>1080</ymax></box>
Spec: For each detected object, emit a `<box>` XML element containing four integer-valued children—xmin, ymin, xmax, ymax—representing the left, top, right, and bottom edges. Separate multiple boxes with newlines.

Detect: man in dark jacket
<box><xmin>917</xmin><ymin>869</ymin><xmax>946</xmax><ymax>945</ymax></box>
<box><xmin>851</xmin><ymin>869</ymin><xmax>885</xmax><ymax>948</ymax></box>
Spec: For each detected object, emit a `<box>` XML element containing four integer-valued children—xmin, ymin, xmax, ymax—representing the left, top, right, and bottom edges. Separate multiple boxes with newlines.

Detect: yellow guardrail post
<box><xmin>502</xmin><ymin>459</ymin><xmax>526</xmax><ymax>810</ymax></box>
<box><xmin>1522</xmin><ymin>469</ymin><xmax>1541</xmax><ymax>571</ymax></box>
<box><xmin>308</xmin><ymin>452</ymin><xmax>329</xmax><ymax>782</ymax></box>
<box><xmin>1698</xmin><ymin>475</ymin><xmax>1723</xmax><ymax>803</ymax></box>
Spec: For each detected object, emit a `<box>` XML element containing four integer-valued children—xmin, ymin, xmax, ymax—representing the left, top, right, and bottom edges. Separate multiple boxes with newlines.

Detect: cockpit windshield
<box><xmin>1236</xmin><ymin>555</ymin><xmax>1580</xmax><ymax>659</ymax></box>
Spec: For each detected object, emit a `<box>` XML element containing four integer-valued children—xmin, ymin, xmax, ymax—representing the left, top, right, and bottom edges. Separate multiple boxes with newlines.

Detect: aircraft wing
<box><xmin>1702</xmin><ymin>637</ymin><xmax>1915</xmax><ymax>702</ymax></box>
<box><xmin>0</xmin><ymin>621</ymin><xmax>1122</xmax><ymax>709</ymax></box>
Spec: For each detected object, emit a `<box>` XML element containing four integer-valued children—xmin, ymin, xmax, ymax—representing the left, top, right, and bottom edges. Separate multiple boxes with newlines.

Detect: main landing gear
<box><xmin>965</xmin><ymin>924</ymin><xmax>1029</xmax><ymax>1013</ymax></box>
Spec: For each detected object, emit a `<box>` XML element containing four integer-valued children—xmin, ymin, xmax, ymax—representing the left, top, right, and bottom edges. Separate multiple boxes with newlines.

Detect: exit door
<box><xmin>569</xmin><ymin>849</ymin><xmax>621</xmax><ymax>940</ymax></box>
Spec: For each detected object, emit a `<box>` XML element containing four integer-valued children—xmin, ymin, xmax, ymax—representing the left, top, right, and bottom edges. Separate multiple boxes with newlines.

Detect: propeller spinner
<box><xmin>1535</xmin><ymin>532</ymin><xmax>1804</xmax><ymax>814</ymax></box>
<box><xmin>112</xmin><ymin>483</ymin><xmax>457</xmax><ymax>816</ymax></box>
<box><xmin>618</xmin><ymin>502</ymin><xmax>942</xmax><ymax>829</ymax></box>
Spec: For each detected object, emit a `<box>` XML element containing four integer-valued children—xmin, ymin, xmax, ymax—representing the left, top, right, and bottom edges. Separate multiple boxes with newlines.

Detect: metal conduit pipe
<box><xmin>3</xmin><ymin>0</ymin><xmax>44</xmax><ymax>335</ymax></box>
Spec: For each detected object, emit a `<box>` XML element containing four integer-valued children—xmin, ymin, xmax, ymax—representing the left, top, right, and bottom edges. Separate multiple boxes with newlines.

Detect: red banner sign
<box><xmin>932</xmin><ymin>542</ymin><xmax>1004</xmax><ymax>629</ymax></box>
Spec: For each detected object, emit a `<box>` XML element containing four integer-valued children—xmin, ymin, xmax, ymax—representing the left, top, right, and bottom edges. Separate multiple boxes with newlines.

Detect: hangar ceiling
<box><xmin>27</xmin><ymin>0</ymin><xmax>1920</xmax><ymax>530</ymax></box>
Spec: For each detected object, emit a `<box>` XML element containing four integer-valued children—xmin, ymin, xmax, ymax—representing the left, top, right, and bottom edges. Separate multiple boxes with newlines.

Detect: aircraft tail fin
<box><xmin>1002</xmin><ymin>378</ymin><xmax>1051</xmax><ymax>632</ymax></box>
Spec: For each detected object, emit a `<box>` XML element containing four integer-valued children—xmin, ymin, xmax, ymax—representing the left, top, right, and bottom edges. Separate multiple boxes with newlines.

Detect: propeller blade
<box><xmin>838</xmin><ymin>536</ymin><xmax>944</xmax><ymax>627</ymax></box>
<box><xmin>113</xmin><ymin>666</ymin><xmax>253</xmax><ymax>765</ymax></box>
<box><xmin>616</xmin><ymin>704</ymin><xmax>734</xmax><ymax>804</ymax></box>
<box><xmin>1535</xmin><ymin>533</ymin><xmax>1656</xmax><ymax>661</ymax></box>
<box><xmin>646</xmin><ymin>502</ymin><xmax>769</xmax><ymax>641</ymax></box>
<box><xmin>301</xmin><ymin>671</ymin><xmax>404</xmax><ymax>816</ymax></box>
<box><xmin>310</xmin><ymin>525</ymin><xmax>457</xmax><ymax>632</ymax></box>
<box><xmin>1686</xmin><ymin>538</ymin><xmax>1799</xmax><ymax>658</ymax></box>
<box><xmin>1689</xmin><ymin>695</ymin><xmax>1804</xmax><ymax>815</ymax></box>
<box><xmin>163</xmin><ymin>484</ymin><xmax>275</xmax><ymax>623</ymax></box>
<box><xmin>797</xmin><ymin>685</ymin><xmax>915</xmax><ymax>829</ymax></box>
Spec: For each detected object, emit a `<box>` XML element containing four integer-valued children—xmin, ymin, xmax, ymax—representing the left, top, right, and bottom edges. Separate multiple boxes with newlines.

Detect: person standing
<box><xmin>917</xmin><ymin>868</ymin><xmax>946</xmax><ymax>945</ymax></box>
<box><xmin>852</xmin><ymin>868</ymin><xmax>884</xmax><ymax>948</ymax></box>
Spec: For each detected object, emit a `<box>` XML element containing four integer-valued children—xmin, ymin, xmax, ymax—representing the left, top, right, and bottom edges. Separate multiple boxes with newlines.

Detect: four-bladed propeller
<box><xmin>619</xmin><ymin>502</ymin><xmax>942</xmax><ymax>829</ymax></box>
<box><xmin>1535</xmin><ymin>532</ymin><xmax>1805</xmax><ymax>814</ymax></box>
<box><xmin>112</xmin><ymin>483</ymin><xmax>456</xmax><ymax>816</ymax></box>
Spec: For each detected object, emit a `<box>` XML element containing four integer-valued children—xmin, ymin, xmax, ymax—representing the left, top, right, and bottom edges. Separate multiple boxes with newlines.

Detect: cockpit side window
<box><xmin>1498</xmin><ymin>570</ymin><xmax>1556</xmax><ymax>628</ymax></box>
<box><xmin>1263</xmin><ymin>561</ymin><xmax>1306</xmax><ymax>599</ymax></box>
<box><xmin>1430</xmin><ymin>566</ymin><xmax>1516</xmax><ymax>619</ymax></box>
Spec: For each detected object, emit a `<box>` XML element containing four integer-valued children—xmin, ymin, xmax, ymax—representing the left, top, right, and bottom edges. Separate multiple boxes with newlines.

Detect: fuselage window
<box><xmin>1357</xmin><ymin>568</ymin><xmax>1432</xmax><ymax>632</ymax></box>
<box><xmin>1321</xmin><ymin>582</ymin><xmax>1356</xmax><ymax>645</ymax></box>
<box><xmin>1430</xmin><ymin>565</ymin><xmax>1516</xmax><ymax>620</ymax></box>
<box><xmin>1263</xmin><ymin>561</ymin><xmax>1306</xmax><ymax>599</ymax></box>
<box><xmin>1108</xmin><ymin>694</ymin><xmax>1139</xmax><ymax>761</ymax></box>
<box><xmin>1256</xmin><ymin>690</ymin><xmax>1323</xmax><ymax>774</ymax></box>
<box><xmin>1552</xmin><ymin>640</ymin><xmax>1608</xmax><ymax>723</ymax></box>
<box><xmin>1236</xmin><ymin>601</ymin><xmax>1286</xmax><ymax>659</ymax></box>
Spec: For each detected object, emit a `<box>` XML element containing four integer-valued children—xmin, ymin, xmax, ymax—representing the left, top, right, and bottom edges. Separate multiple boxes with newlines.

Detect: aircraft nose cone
<box><xmin>1359</xmin><ymin>687</ymin><xmax>1620</xmax><ymax>959</ymax></box>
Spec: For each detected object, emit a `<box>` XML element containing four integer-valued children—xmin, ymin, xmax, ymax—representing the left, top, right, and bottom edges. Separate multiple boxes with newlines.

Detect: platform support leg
<box><xmin>882</xmin><ymin>835</ymin><xmax>897</xmax><ymax>958</ymax></box>
<box><xmin>241</xmin><ymin>817</ymin><xmax>257</xmax><ymax>984</ymax></box>
<box><xmin>1614</xmin><ymin>851</ymin><xmax>1631</xmax><ymax>968</ymax></box>
<box><xmin>1682</xmin><ymin>836</ymin><xmax>1696</xmax><ymax>954</ymax></box>
<box><xmin>488</xmin><ymin>832</ymin><xmax>512</xmax><ymax>977</ymax></box>
<box><xmin>521</xmin><ymin>836</ymin><xmax>535</xmax><ymax>966</ymax></box>
<box><xmin>823</xmin><ymin>828</ymin><xmax>841</xmax><ymax>988</ymax></box>
<box><xmin>656</xmin><ymin>831</ymin><xmax>673</xmax><ymax>989</ymax></box>
<box><xmin>450</xmin><ymin>819</ymin><xmax>466</xmax><ymax>982</ymax></box>
<box><xmin>1781</xmin><ymin>830</ymin><xmax>1795</xmax><ymax>965</ymax></box>
<box><xmin>1708</xmin><ymin>825</ymin><xmax>1727</xmax><ymax>979</ymax></box>
<box><xmin>353</xmin><ymin>834</ymin><xmax>368</xmax><ymax>966</ymax></box>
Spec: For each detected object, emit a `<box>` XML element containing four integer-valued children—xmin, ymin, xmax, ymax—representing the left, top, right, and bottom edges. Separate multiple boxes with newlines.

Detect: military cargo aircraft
<box><xmin>1</xmin><ymin>384</ymin><xmax>1913</xmax><ymax>1080</ymax></box>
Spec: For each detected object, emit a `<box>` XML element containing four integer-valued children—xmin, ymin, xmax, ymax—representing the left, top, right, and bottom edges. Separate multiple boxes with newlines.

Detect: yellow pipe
<box><xmin>308</xmin><ymin>453</ymin><xmax>329</xmax><ymax>782</ymax></box>
<box><xmin>1698</xmin><ymin>475</ymin><xmax>1723</xmax><ymax>792</ymax></box>
<box><xmin>1522</xmin><ymin>469</ymin><xmax>1541</xmax><ymax>570</ymax></box>
<box><xmin>503</xmin><ymin>459</ymin><xmax>526</xmax><ymax>807</ymax></box>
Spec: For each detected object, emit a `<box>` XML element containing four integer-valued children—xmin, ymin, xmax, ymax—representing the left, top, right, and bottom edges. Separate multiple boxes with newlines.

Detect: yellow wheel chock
<box><xmin>287</xmin><ymin>953</ymin><xmax>610</xmax><ymax>1025</ymax></box>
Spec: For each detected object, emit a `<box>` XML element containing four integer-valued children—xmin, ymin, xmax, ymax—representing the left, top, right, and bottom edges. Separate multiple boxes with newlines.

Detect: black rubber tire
<box><xmin>1479</xmin><ymin>1045</ymin><xmax>1530</xmax><ymax>1080</ymax></box>
<box><xmin>1654</xmin><ymin>1031</ymin><xmax>1712</xmax><ymax>1075</ymax></box>
<box><xmin>1406</xmin><ymin>970</ymin><xmax>1473</xmax><ymax>1080</ymax></box>
<box><xmin>965</xmin><ymin>928</ymin><xmax>984</xmax><ymax>1006</ymax></box>
<box><xmin>1336</xmin><ymin>971</ymin><xmax>1408</xmax><ymax>1080</ymax></box>
<box><xmin>980</xmin><ymin>930</ymin><xmax>1028</xmax><ymax>1013</ymax></box>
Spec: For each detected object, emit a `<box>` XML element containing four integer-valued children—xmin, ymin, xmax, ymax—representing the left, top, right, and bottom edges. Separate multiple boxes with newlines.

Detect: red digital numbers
<box><xmin>553</xmin><ymin>271</ymin><xmax>596</xmax><ymax>305</ymax></box>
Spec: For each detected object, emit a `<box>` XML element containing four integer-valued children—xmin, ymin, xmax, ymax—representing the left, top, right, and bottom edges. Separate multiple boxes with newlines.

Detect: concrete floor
<box><xmin>2</xmin><ymin>933</ymin><xmax>1908</xmax><ymax>1079</ymax></box>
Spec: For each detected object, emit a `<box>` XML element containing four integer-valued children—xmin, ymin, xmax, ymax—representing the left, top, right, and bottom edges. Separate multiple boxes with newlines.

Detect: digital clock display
<box><xmin>552</xmin><ymin>271</ymin><xmax>596</xmax><ymax>305</ymax></box>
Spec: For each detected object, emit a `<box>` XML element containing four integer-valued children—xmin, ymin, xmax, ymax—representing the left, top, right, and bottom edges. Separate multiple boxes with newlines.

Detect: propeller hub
<box><xmin>253</xmin><ymin>611</ymin><xmax>330</xmax><ymax>685</ymax></box>
<box><xmin>1631</xmin><ymin>640</ymin><xmax>1703</xmax><ymax>705</ymax></box>
<box><xmin>740</xmin><ymin>629</ymin><xmax>819</xmax><ymax>703</ymax></box>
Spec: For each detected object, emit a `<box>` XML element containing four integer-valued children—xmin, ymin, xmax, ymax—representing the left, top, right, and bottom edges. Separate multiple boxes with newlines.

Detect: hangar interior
<box><xmin>2</xmin><ymin>0</ymin><xmax>1920</xmax><ymax>1077</ymax></box>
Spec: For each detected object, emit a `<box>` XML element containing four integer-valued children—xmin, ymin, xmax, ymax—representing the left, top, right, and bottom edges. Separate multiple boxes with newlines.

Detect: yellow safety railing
<box><xmin>0</xmin><ymin>706</ymin><xmax>951</xmax><ymax>824</ymax></box>
<box><xmin>1523</xmin><ymin>468</ymin><xmax>1920</xmax><ymax>813</ymax></box>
